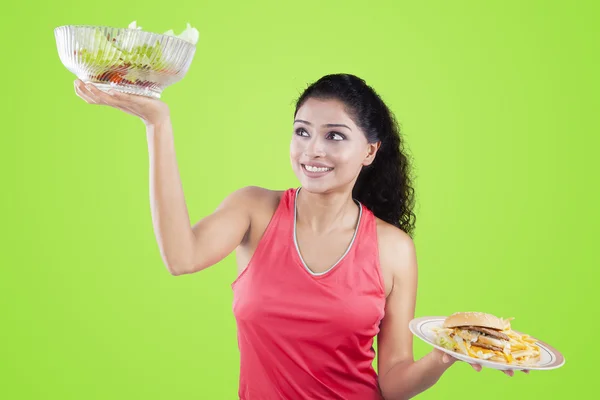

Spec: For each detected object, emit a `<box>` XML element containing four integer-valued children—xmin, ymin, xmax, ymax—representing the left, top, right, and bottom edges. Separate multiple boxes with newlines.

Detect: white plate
<box><xmin>409</xmin><ymin>316</ymin><xmax>565</xmax><ymax>371</ymax></box>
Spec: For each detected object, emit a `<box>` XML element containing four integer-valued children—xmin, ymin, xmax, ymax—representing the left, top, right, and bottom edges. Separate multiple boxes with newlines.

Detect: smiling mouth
<box><xmin>302</xmin><ymin>164</ymin><xmax>334</xmax><ymax>173</ymax></box>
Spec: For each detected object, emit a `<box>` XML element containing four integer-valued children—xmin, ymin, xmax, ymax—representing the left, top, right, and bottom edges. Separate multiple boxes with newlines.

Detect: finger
<box><xmin>77</xmin><ymin>81</ymin><xmax>107</xmax><ymax>105</ymax></box>
<box><xmin>503</xmin><ymin>369</ymin><xmax>515</xmax><ymax>377</ymax></box>
<box><xmin>85</xmin><ymin>83</ymin><xmax>117</xmax><ymax>105</ymax></box>
<box><xmin>522</xmin><ymin>369</ymin><xmax>530</xmax><ymax>375</ymax></box>
<box><xmin>108</xmin><ymin>89</ymin><xmax>154</xmax><ymax>108</ymax></box>
<box><xmin>470</xmin><ymin>363</ymin><xmax>482</xmax><ymax>372</ymax></box>
<box><xmin>92</xmin><ymin>85</ymin><xmax>153</xmax><ymax>113</ymax></box>
<box><xmin>442</xmin><ymin>352</ymin><xmax>459</xmax><ymax>364</ymax></box>
<box><xmin>74</xmin><ymin>81</ymin><xmax>99</xmax><ymax>104</ymax></box>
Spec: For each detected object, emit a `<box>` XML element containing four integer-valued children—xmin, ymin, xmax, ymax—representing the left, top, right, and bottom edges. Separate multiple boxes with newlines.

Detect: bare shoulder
<box><xmin>225</xmin><ymin>186</ymin><xmax>286</xmax><ymax>243</ymax></box>
<box><xmin>376</xmin><ymin>219</ymin><xmax>415</xmax><ymax>259</ymax></box>
<box><xmin>218</xmin><ymin>185</ymin><xmax>283</xmax><ymax>212</ymax></box>
<box><xmin>227</xmin><ymin>187</ymin><xmax>287</xmax><ymax>273</ymax></box>
<box><xmin>375</xmin><ymin>218</ymin><xmax>418</xmax><ymax>297</ymax></box>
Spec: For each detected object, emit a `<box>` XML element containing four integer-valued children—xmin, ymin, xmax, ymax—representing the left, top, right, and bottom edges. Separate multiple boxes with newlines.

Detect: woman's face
<box><xmin>290</xmin><ymin>97</ymin><xmax>379</xmax><ymax>194</ymax></box>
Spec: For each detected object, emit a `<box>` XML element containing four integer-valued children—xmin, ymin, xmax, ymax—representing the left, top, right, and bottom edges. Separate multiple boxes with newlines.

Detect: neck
<box><xmin>295</xmin><ymin>187</ymin><xmax>360</xmax><ymax>234</ymax></box>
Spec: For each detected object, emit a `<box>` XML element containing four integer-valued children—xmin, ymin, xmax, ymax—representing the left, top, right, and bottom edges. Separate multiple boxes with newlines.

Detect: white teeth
<box><xmin>304</xmin><ymin>165</ymin><xmax>332</xmax><ymax>173</ymax></box>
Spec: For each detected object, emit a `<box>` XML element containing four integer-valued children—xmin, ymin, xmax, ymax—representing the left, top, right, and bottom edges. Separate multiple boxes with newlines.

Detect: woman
<box><xmin>74</xmin><ymin>73</ymin><xmax>522</xmax><ymax>399</ymax></box>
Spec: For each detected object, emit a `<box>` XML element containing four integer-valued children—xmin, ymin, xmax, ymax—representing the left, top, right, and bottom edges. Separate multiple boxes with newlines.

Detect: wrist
<box><xmin>379</xmin><ymin>352</ymin><xmax>454</xmax><ymax>400</ymax></box>
<box><xmin>145</xmin><ymin>116</ymin><xmax>173</xmax><ymax>140</ymax></box>
<box><xmin>428</xmin><ymin>348</ymin><xmax>456</xmax><ymax>371</ymax></box>
<box><xmin>144</xmin><ymin>114</ymin><xmax>171</xmax><ymax>129</ymax></box>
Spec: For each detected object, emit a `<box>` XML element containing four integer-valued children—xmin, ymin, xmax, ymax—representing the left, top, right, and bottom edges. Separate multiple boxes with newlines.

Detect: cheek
<box><xmin>328</xmin><ymin>145</ymin><xmax>364</xmax><ymax>167</ymax></box>
<box><xmin>289</xmin><ymin>138</ymin><xmax>303</xmax><ymax>158</ymax></box>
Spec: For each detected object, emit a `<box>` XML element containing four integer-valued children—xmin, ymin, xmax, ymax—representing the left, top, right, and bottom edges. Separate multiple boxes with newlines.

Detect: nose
<box><xmin>303</xmin><ymin>136</ymin><xmax>326</xmax><ymax>158</ymax></box>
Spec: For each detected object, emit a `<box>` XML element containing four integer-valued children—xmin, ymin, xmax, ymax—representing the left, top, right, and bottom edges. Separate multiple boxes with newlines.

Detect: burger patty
<box><xmin>471</xmin><ymin>342</ymin><xmax>504</xmax><ymax>352</ymax></box>
<box><xmin>463</xmin><ymin>326</ymin><xmax>510</xmax><ymax>341</ymax></box>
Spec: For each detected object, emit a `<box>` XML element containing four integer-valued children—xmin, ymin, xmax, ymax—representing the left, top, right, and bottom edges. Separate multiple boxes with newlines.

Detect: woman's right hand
<box><xmin>73</xmin><ymin>79</ymin><xmax>171</xmax><ymax>127</ymax></box>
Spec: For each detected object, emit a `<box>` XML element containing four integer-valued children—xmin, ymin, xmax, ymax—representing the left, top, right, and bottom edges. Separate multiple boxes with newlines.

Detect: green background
<box><xmin>2</xmin><ymin>0</ymin><xmax>597</xmax><ymax>398</ymax></box>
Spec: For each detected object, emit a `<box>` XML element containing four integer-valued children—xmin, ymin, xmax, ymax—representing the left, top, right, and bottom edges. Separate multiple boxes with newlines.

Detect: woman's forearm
<box><xmin>146</xmin><ymin>119</ymin><xmax>196</xmax><ymax>275</ymax></box>
<box><xmin>379</xmin><ymin>351</ymin><xmax>451</xmax><ymax>400</ymax></box>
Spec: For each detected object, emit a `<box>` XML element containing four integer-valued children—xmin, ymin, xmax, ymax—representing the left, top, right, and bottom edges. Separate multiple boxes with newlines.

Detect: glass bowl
<box><xmin>54</xmin><ymin>25</ymin><xmax>197</xmax><ymax>98</ymax></box>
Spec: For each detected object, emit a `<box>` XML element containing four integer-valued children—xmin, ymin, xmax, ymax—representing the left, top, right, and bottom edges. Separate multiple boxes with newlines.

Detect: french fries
<box><xmin>432</xmin><ymin>319</ymin><xmax>542</xmax><ymax>366</ymax></box>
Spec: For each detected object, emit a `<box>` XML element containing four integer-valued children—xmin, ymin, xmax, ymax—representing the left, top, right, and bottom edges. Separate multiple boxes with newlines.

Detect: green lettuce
<box><xmin>75</xmin><ymin>21</ymin><xmax>198</xmax><ymax>71</ymax></box>
<box><xmin>75</xmin><ymin>28</ymin><xmax>124</xmax><ymax>67</ymax></box>
<box><xmin>437</xmin><ymin>336</ymin><xmax>455</xmax><ymax>350</ymax></box>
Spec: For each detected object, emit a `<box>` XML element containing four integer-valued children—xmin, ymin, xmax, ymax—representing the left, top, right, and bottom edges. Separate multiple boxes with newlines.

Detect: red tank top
<box><xmin>231</xmin><ymin>188</ymin><xmax>386</xmax><ymax>400</ymax></box>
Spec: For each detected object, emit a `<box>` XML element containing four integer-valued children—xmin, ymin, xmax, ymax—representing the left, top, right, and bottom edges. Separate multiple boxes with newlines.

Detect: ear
<box><xmin>363</xmin><ymin>141</ymin><xmax>381</xmax><ymax>166</ymax></box>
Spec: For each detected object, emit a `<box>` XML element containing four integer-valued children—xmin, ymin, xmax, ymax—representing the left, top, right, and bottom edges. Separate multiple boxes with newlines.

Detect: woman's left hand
<box><xmin>435</xmin><ymin>348</ymin><xmax>530</xmax><ymax>377</ymax></box>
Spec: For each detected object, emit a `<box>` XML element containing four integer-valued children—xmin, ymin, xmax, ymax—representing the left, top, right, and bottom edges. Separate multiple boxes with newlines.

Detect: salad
<box><xmin>73</xmin><ymin>21</ymin><xmax>199</xmax><ymax>86</ymax></box>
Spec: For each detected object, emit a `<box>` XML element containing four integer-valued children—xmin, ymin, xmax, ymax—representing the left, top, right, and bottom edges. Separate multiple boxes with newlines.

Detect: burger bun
<box><xmin>443</xmin><ymin>312</ymin><xmax>511</xmax><ymax>330</ymax></box>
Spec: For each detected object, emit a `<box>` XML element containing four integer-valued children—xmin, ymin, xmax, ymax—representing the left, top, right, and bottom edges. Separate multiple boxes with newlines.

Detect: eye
<box><xmin>327</xmin><ymin>132</ymin><xmax>346</xmax><ymax>141</ymax></box>
<box><xmin>295</xmin><ymin>127</ymin><xmax>309</xmax><ymax>137</ymax></box>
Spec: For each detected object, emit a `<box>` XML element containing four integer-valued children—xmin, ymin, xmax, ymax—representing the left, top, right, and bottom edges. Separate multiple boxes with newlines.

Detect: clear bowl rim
<box><xmin>53</xmin><ymin>24</ymin><xmax>197</xmax><ymax>48</ymax></box>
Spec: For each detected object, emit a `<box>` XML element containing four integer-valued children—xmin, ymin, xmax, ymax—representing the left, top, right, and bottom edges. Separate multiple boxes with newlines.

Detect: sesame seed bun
<box><xmin>442</xmin><ymin>312</ymin><xmax>511</xmax><ymax>331</ymax></box>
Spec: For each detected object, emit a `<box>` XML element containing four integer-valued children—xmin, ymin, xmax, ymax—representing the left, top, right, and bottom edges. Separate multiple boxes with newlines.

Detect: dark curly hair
<box><xmin>294</xmin><ymin>73</ymin><xmax>416</xmax><ymax>237</ymax></box>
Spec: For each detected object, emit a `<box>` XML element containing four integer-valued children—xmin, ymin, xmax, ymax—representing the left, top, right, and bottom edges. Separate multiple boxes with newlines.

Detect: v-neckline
<box><xmin>292</xmin><ymin>187</ymin><xmax>363</xmax><ymax>277</ymax></box>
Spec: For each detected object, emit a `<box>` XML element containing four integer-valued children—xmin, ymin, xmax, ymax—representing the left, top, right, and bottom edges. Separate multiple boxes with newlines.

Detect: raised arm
<box><xmin>147</xmin><ymin>121</ymin><xmax>265</xmax><ymax>276</ymax></box>
<box><xmin>74</xmin><ymin>80</ymin><xmax>259</xmax><ymax>277</ymax></box>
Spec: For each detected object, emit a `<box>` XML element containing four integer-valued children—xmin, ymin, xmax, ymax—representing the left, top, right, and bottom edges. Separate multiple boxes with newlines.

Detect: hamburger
<box><xmin>432</xmin><ymin>312</ymin><xmax>541</xmax><ymax>365</ymax></box>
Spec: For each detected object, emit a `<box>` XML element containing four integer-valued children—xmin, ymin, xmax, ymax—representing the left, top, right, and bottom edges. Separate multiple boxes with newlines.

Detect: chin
<box><xmin>291</xmin><ymin>170</ymin><xmax>327</xmax><ymax>193</ymax></box>
<box><xmin>297</xmin><ymin>180</ymin><xmax>333</xmax><ymax>194</ymax></box>
<box><xmin>294</xmin><ymin>174</ymin><xmax>351</xmax><ymax>196</ymax></box>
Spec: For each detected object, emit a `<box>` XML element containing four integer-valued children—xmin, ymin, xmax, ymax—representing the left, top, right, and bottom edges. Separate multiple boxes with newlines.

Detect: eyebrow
<box><xmin>294</xmin><ymin>119</ymin><xmax>352</xmax><ymax>131</ymax></box>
